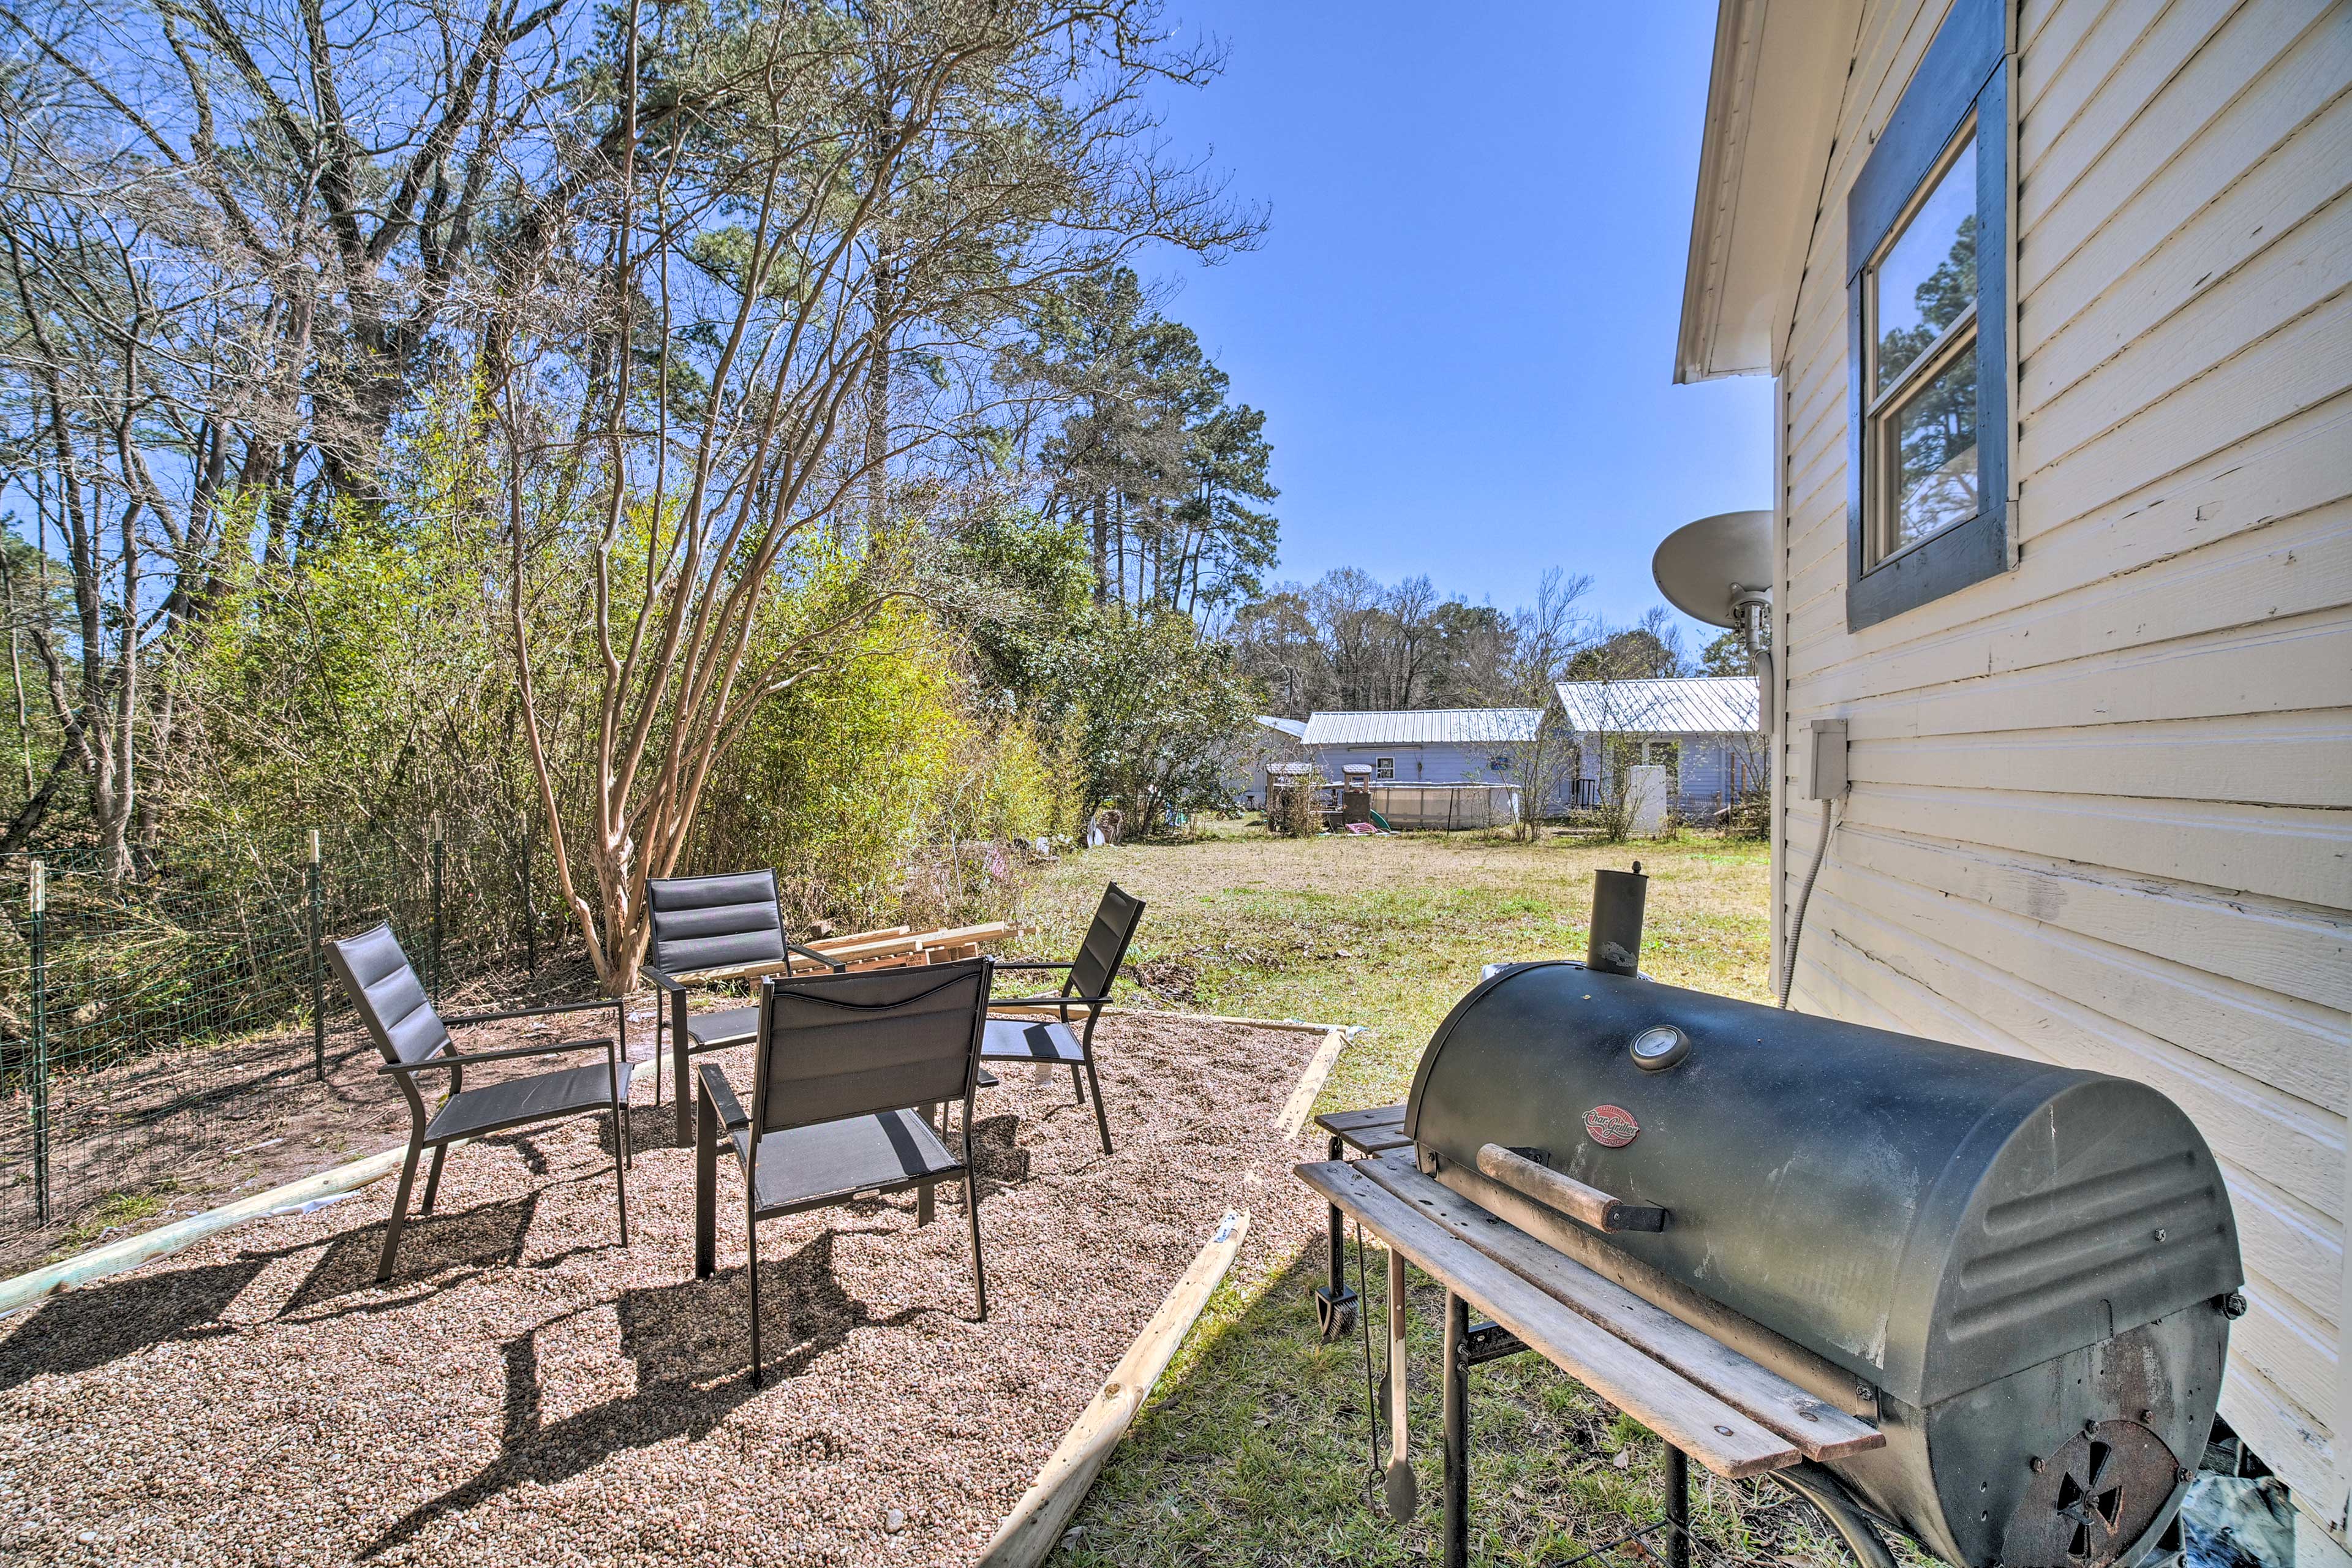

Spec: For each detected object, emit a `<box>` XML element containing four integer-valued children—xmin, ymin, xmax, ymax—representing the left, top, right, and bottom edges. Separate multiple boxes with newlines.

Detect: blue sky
<box><xmin>1144</xmin><ymin>3</ymin><xmax>1774</xmax><ymax>646</ymax></box>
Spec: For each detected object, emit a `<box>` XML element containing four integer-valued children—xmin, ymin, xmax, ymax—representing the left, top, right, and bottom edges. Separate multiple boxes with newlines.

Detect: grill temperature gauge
<box><xmin>1630</xmin><ymin>1025</ymin><xmax>1691</xmax><ymax>1072</ymax></box>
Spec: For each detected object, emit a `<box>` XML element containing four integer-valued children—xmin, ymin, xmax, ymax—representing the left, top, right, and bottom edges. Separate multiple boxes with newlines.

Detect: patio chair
<box><xmin>692</xmin><ymin>956</ymin><xmax>993</xmax><ymax>1385</ymax></box>
<box><xmin>981</xmin><ymin>881</ymin><xmax>1145</xmax><ymax>1154</ymax></box>
<box><xmin>640</xmin><ymin>870</ymin><xmax>844</xmax><ymax>1144</ymax></box>
<box><xmin>324</xmin><ymin>923</ymin><xmax>631</xmax><ymax>1284</ymax></box>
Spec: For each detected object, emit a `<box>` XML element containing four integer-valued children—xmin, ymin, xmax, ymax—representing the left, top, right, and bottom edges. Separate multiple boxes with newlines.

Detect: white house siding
<box><xmin>1762</xmin><ymin>0</ymin><xmax>2351</xmax><ymax>1535</ymax></box>
<box><xmin>1311</xmin><ymin>743</ymin><xmax>1515</xmax><ymax>785</ymax></box>
<box><xmin>1574</xmin><ymin>733</ymin><xmax>1757</xmax><ymax>818</ymax></box>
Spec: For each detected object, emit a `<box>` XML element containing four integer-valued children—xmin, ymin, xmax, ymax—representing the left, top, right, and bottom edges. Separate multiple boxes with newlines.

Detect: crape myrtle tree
<box><xmin>490</xmin><ymin>0</ymin><xmax>1257</xmax><ymax>989</ymax></box>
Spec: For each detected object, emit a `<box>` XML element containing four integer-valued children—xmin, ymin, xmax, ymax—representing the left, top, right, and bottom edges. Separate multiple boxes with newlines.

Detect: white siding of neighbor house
<box><xmin>1766</xmin><ymin>0</ymin><xmax>2350</xmax><ymax>1530</ymax></box>
<box><xmin>1312</xmin><ymin>743</ymin><xmax>1517</xmax><ymax>788</ymax></box>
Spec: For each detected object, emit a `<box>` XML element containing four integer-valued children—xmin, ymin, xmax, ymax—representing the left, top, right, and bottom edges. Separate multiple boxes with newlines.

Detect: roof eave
<box><xmin>1675</xmin><ymin>0</ymin><xmax>1863</xmax><ymax>385</ymax></box>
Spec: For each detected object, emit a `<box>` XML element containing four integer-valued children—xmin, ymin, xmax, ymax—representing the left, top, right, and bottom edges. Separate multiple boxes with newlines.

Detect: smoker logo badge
<box><xmin>1583</xmin><ymin>1104</ymin><xmax>1640</xmax><ymax>1148</ymax></box>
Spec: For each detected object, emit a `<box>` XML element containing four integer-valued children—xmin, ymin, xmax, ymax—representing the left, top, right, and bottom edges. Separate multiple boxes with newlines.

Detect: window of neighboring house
<box><xmin>1847</xmin><ymin>0</ymin><xmax>2010</xmax><ymax>629</ymax></box>
<box><xmin>1373</xmin><ymin>757</ymin><xmax>1395</xmax><ymax>781</ymax></box>
<box><xmin>1489</xmin><ymin>755</ymin><xmax>1511</xmax><ymax>771</ymax></box>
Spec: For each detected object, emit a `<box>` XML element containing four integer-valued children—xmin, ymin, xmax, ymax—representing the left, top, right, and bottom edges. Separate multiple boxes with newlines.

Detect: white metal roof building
<box><xmin>1548</xmin><ymin>677</ymin><xmax>1760</xmax><ymax>734</ymax></box>
<box><xmin>1549</xmin><ymin>677</ymin><xmax>1763</xmax><ymax>819</ymax></box>
<box><xmin>1299</xmin><ymin>709</ymin><xmax>1542</xmax><ymax>747</ymax></box>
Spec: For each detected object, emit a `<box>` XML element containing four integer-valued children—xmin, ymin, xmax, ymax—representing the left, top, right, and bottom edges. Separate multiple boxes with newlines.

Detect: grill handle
<box><xmin>1478</xmin><ymin>1144</ymin><xmax>1669</xmax><ymax>1233</ymax></box>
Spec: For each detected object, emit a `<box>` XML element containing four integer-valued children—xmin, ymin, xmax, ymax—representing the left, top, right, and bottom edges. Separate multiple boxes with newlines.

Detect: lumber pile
<box><xmin>677</xmin><ymin>921</ymin><xmax>1012</xmax><ymax>984</ymax></box>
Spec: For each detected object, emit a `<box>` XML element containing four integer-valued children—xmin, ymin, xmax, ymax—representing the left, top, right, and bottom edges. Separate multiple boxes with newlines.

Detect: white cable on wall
<box><xmin>1778</xmin><ymin>797</ymin><xmax>1836</xmax><ymax>1009</ymax></box>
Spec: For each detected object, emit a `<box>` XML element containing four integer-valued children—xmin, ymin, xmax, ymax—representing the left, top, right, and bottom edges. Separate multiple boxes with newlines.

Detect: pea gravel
<box><xmin>0</xmin><ymin>1014</ymin><xmax>1329</xmax><ymax>1567</ymax></box>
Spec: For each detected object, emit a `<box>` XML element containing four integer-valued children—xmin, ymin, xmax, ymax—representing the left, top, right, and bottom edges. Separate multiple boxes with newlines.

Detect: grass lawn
<box><xmin>1011</xmin><ymin>823</ymin><xmax>1860</xmax><ymax>1568</ymax></box>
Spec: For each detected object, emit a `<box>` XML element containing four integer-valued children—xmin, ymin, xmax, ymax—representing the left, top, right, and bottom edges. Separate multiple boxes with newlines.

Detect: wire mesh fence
<box><xmin>0</xmin><ymin>818</ymin><xmax>562</xmax><ymax>1253</ymax></box>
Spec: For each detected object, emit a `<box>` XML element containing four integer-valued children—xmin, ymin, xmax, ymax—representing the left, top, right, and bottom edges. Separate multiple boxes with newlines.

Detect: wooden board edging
<box><xmin>1275</xmin><ymin>1028</ymin><xmax>1353</xmax><ymax>1140</ymax></box>
<box><xmin>977</xmin><ymin>1208</ymin><xmax>1250</xmax><ymax>1568</ymax></box>
<box><xmin>0</xmin><ymin>1143</ymin><xmax>410</xmax><ymax>1319</ymax></box>
<box><xmin>987</xmin><ymin>1004</ymin><xmax>1355</xmax><ymax>1036</ymax></box>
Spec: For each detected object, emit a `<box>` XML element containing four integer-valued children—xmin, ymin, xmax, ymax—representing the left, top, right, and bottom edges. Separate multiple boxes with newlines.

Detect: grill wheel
<box><xmin>2002</xmin><ymin>1420</ymin><xmax>2181</xmax><ymax>1568</ymax></box>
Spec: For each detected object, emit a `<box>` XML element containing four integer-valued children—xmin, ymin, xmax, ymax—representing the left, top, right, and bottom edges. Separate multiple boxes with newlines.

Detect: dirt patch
<box><xmin>0</xmin><ymin>1013</ymin><xmax>1325</xmax><ymax>1566</ymax></box>
<box><xmin>0</xmin><ymin>960</ymin><xmax>661</xmax><ymax>1276</ymax></box>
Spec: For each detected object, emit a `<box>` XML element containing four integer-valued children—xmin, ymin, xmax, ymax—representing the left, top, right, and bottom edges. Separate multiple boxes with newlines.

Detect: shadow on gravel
<box><xmin>279</xmin><ymin>1191</ymin><xmax>541</xmax><ymax>1313</ymax></box>
<box><xmin>358</xmin><ymin>1223</ymin><xmax>933</xmax><ymax>1559</ymax></box>
<box><xmin>0</xmin><ymin>1253</ymin><xmax>272</xmax><ymax>1391</ymax></box>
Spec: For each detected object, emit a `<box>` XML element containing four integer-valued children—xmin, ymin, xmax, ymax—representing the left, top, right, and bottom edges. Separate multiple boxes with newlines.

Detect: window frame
<box><xmin>1845</xmin><ymin>0</ymin><xmax>2011</xmax><ymax>630</ymax></box>
<box><xmin>1372</xmin><ymin>756</ymin><xmax>1395</xmax><ymax>781</ymax></box>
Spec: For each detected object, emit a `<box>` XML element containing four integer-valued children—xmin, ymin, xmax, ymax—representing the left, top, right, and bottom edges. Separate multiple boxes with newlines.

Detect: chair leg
<box><xmin>1069</xmin><ymin>1063</ymin><xmax>1086</xmax><ymax>1105</ymax></box>
<box><xmin>418</xmin><ymin>1144</ymin><xmax>448</xmax><ymax>1215</ymax></box>
<box><xmin>965</xmin><ymin>1166</ymin><xmax>988</xmax><ymax>1322</ymax></box>
<box><xmin>377</xmin><ymin>1140</ymin><xmax>425</xmax><ymax>1284</ymax></box>
<box><xmin>745</xmin><ymin>1205</ymin><xmax>764</xmax><ymax>1387</ymax></box>
<box><xmin>671</xmin><ymin>990</ymin><xmax>693</xmax><ymax>1146</ymax></box>
<box><xmin>1082</xmin><ymin>1050</ymin><xmax>1114</xmax><ymax>1155</ymax></box>
<box><xmin>611</xmin><ymin>1101</ymin><xmax>630</xmax><ymax>1248</ymax></box>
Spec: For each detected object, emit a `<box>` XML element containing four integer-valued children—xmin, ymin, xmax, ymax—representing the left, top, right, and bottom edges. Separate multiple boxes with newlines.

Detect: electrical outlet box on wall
<box><xmin>1803</xmin><ymin>718</ymin><xmax>1848</xmax><ymax>801</ymax></box>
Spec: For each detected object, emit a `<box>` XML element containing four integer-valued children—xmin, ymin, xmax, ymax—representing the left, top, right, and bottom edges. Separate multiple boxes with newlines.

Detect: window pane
<box><xmin>1873</xmin><ymin>137</ymin><xmax>1977</xmax><ymax>396</ymax></box>
<box><xmin>1883</xmin><ymin>339</ymin><xmax>1979</xmax><ymax>554</ymax></box>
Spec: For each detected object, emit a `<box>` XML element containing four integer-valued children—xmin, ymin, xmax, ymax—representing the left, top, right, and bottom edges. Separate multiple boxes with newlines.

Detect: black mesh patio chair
<box><xmin>982</xmin><ymin>881</ymin><xmax>1146</xmax><ymax>1154</ymax></box>
<box><xmin>640</xmin><ymin>870</ymin><xmax>843</xmax><ymax>1144</ymax></box>
<box><xmin>325</xmin><ymin>922</ymin><xmax>631</xmax><ymax>1284</ymax></box>
<box><xmin>692</xmin><ymin>956</ymin><xmax>993</xmax><ymax>1385</ymax></box>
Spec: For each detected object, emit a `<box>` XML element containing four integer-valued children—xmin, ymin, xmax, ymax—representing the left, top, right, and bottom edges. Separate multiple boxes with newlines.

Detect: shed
<box><xmin>1300</xmin><ymin>708</ymin><xmax>1544</xmax><ymax>794</ymax></box>
<box><xmin>1548</xmin><ymin>676</ymin><xmax>1762</xmax><ymax>820</ymax></box>
<box><xmin>1678</xmin><ymin>0</ymin><xmax>2352</xmax><ymax>1540</ymax></box>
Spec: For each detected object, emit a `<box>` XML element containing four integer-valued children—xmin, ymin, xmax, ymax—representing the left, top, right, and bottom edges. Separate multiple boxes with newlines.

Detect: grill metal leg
<box><xmin>1316</xmin><ymin>1133</ymin><xmax>1359</xmax><ymax>1340</ymax></box>
<box><xmin>1667</xmin><ymin>1444</ymin><xmax>1690</xmax><ymax>1568</ymax></box>
<box><xmin>1444</xmin><ymin>1289</ymin><xmax>1469</xmax><ymax>1568</ymax></box>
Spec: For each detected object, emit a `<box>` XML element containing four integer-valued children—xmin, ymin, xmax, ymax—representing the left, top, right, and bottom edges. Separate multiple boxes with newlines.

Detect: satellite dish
<box><xmin>1651</xmin><ymin>509</ymin><xmax>1776</xmax><ymax>734</ymax></box>
<box><xmin>1652</xmin><ymin>510</ymin><xmax>1773</xmax><ymax>627</ymax></box>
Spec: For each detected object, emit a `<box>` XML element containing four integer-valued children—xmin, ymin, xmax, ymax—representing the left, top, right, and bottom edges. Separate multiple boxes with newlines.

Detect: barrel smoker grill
<box><xmin>1355</xmin><ymin>873</ymin><xmax>2244</xmax><ymax>1568</ymax></box>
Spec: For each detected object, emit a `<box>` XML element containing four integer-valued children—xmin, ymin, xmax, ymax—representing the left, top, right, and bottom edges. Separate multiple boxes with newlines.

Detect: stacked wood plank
<box><xmin>674</xmin><ymin>922</ymin><xmax>1012</xmax><ymax>984</ymax></box>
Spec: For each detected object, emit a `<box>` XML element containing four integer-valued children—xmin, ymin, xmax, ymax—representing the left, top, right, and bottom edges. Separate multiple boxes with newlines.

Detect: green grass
<box><xmin>1012</xmin><ymin>824</ymin><xmax>1861</xmax><ymax>1567</ymax></box>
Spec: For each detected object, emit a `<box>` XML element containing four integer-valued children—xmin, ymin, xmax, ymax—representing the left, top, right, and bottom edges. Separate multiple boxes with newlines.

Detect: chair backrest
<box><xmin>1068</xmin><ymin>882</ymin><xmax>1147</xmax><ymax>1001</ymax></box>
<box><xmin>646</xmin><ymin>870</ymin><xmax>788</xmax><ymax>978</ymax></box>
<box><xmin>751</xmin><ymin>957</ymin><xmax>992</xmax><ymax>1135</ymax></box>
<box><xmin>323</xmin><ymin>923</ymin><xmax>450</xmax><ymax>1068</ymax></box>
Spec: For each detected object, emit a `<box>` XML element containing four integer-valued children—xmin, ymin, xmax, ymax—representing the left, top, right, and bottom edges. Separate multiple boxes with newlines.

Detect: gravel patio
<box><xmin>0</xmin><ymin>1012</ymin><xmax>1324</xmax><ymax>1566</ymax></box>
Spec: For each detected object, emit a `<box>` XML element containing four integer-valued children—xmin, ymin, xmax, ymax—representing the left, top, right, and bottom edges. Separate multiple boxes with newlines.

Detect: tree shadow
<box><xmin>358</xmin><ymin>1223</ymin><xmax>927</xmax><ymax>1558</ymax></box>
<box><xmin>0</xmin><ymin>1253</ymin><xmax>272</xmax><ymax>1391</ymax></box>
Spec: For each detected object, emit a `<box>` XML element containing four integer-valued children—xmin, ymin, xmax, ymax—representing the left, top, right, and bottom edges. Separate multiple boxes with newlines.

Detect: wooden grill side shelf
<box><xmin>1297</xmin><ymin>1155</ymin><xmax>1886</xmax><ymax>1568</ymax></box>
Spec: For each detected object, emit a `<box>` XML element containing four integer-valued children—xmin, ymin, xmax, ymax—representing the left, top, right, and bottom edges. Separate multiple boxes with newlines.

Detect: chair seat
<box><xmin>739</xmin><ymin>1108</ymin><xmax>964</xmax><ymax>1217</ymax></box>
<box><xmin>979</xmin><ymin>1017</ymin><xmax>1085</xmax><ymax>1065</ymax></box>
<box><xmin>685</xmin><ymin>1005</ymin><xmax>758</xmax><ymax>1050</ymax></box>
<box><xmin>426</xmin><ymin>1058</ymin><xmax>633</xmax><ymax>1146</ymax></box>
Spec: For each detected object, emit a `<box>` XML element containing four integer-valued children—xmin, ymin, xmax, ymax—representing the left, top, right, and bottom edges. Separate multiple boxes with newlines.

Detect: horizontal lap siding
<box><xmin>1773</xmin><ymin>0</ymin><xmax>2352</xmax><ymax>1529</ymax></box>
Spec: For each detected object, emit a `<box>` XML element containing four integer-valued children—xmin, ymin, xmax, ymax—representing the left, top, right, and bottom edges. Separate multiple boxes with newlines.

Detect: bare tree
<box><xmin>493</xmin><ymin>0</ymin><xmax>1257</xmax><ymax>988</ymax></box>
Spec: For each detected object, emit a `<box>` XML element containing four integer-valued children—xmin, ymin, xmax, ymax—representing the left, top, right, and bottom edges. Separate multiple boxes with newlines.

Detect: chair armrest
<box><xmin>993</xmin><ymin>960</ymin><xmax>1074</xmax><ymax>971</ymax></box>
<box><xmin>993</xmin><ymin>993</ymin><xmax>1114</xmax><ymax>1009</ymax></box>
<box><xmin>786</xmin><ymin>941</ymin><xmax>848</xmax><ymax>975</ymax></box>
<box><xmin>696</xmin><ymin>1063</ymin><xmax>752</xmax><ymax>1135</ymax></box>
<box><xmin>639</xmin><ymin>964</ymin><xmax>687</xmax><ymax>995</ymax></box>
<box><xmin>443</xmin><ymin>997</ymin><xmax>621</xmax><ymax>1027</ymax></box>
<box><xmin>379</xmin><ymin>1035</ymin><xmax>616</xmax><ymax>1075</ymax></box>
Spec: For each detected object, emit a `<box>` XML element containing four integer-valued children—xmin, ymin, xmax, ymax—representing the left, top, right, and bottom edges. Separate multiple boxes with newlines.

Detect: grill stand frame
<box><xmin>1440</xmin><ymin>1292</ymin><xmax>1694</xmax><ymax>1568</ymax></box>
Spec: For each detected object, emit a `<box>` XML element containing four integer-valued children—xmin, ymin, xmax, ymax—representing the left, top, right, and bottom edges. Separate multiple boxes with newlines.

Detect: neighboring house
<box><xmin>1549</xmin><ymin>676</ymin><xmax>1762</xmax><ymax>820</ymax></box>
<box><xmin>1678</xmin><ymin>0</ymin><xmax>2350</xmax><ymax>1544</ymax></box>
<box><xmin>1235</xmin><ymin>715</ymin><xmax>1310</xmax><ymax>807</ymax></box>
<box><xmin>1299</xmin><ymin>708</ymin><xmax>1547</xmax><ymax>796</ymax></box>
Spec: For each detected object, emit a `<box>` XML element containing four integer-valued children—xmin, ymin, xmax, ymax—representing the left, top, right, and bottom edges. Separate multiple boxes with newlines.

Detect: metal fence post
<box><xmin>430</xmin><ymin>827</ymin><xmax>445</xmax><ymax>1003</ymax></box>
<box><xmin>28</xmin><ymin>859</ymin><xmax>48</xmax><ymax>1227</ymax></box>
<box><xmin>307</xmin><ymin>830</ymin><xmax>325</xmax><ymax>1082</ymax></box>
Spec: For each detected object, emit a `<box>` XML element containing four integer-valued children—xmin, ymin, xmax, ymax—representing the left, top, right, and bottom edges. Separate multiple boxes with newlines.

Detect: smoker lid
<box><xmin>1404</xmin><ymin>963</ymin><xmax>2243</xmax><ymax>1407</ymax></box>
